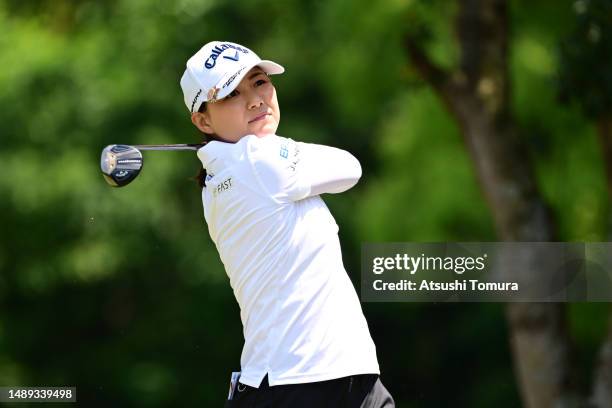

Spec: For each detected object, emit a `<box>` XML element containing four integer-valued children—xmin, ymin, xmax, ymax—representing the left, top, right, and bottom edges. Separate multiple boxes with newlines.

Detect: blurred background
<box><xmin>1</xmin><ymin>0</ymin><xmax>611</xmax><ymax>406</ymax></box>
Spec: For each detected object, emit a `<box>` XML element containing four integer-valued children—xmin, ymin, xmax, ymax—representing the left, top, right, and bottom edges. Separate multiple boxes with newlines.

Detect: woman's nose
<box><xmin>247</xmin><ymin>91</ymin><xmax>264</xmax><ymax>110</ymax></box>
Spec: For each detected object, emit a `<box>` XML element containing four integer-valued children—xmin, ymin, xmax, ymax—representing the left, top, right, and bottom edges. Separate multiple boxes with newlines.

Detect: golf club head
<box><xmin>100</xmin><ymin>145</ymin><xmax>143</xmax><ymax>187</ymax></box>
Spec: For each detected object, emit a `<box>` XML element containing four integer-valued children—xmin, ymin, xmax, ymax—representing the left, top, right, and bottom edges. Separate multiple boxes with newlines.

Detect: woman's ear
<box><xmin>191</xmin><ymin>112</ymin><xmax>215</xmax><ymax>134</ymax></box>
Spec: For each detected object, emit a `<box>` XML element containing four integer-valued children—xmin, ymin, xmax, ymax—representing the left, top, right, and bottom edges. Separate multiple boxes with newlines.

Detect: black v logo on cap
<box><xmin>224</xmin><ymin>51</ymin><xmax>240</xmax><ymax>62</ymax></box>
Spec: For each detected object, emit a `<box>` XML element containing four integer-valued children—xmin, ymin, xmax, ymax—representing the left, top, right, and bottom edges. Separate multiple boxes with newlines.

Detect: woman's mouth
<box><xmin>249</xmin><ymin>113</ymin><xmax>269</xmax><ymax>123</ymax></box>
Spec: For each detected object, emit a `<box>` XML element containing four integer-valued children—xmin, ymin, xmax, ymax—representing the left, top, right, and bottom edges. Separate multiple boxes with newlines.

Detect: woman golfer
<box><xmin>180</xmin><ymin>41</ymin><xmax>395</xmax><ymax>407</ymax></box>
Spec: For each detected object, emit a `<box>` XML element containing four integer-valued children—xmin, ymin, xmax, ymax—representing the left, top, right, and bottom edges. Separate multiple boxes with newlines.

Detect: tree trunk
<box><xmin>404</xmin><ymin>0</ymin><xmax>584</xmax><ymax>406</ymax></box>
<box><xmin>593</xmin><ymin>311</ymin><xmax>612</xmax><ymax>408</ymax></box>
<box><xmin>591</xmin><ymin>118</ymin><xmax>612</xmax><ymax>407</ymax></box>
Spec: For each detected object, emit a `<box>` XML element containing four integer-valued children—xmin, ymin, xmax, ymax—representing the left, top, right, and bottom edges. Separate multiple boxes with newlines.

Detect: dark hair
<box><xmin>194</xmin><ymin>102</ymin><xmax>216</xmax><ymax>189</ymax></box>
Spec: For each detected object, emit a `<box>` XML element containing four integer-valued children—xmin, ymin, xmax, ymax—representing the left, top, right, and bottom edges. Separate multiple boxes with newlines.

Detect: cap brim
<box><xmin>215</xmin><ymin>60</ymin><xmax>285</xmax><ymax>101</ymax></box>
<box><xmin>258</xmin><ymin>60</ymin><xmax>284</xmax><ymax>75</ymax></box>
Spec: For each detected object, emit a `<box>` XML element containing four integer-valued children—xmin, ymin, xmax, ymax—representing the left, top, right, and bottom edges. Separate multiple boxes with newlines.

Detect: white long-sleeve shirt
<box><xmin>197</xmin><ymin>134</ymin><xmax>379</xmax><ymax>388</ymax></box>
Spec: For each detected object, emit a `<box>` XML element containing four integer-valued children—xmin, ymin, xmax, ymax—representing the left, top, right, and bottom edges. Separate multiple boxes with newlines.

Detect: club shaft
<box><xmin>133</xmin><ymin>144</ymin><xmax>204</xmax><ymax>151</ymax></box>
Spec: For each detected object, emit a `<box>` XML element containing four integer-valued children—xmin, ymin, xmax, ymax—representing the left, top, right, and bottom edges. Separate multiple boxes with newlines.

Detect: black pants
<box><xmin>225</xmin><ymin>374</ymin><xmax>395</xmax><ymax>407</ymax></box>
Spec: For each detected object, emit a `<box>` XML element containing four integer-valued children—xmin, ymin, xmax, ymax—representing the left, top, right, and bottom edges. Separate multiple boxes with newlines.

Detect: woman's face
<box><xmin>193</xmin><ymin>67</ymin><xmax>280</xmax><ymax>143</ymax></box>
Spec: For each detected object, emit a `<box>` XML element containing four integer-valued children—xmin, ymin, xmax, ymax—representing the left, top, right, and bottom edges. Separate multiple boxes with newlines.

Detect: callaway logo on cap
<box><xmin>180</xmin><ymin>41</ymin><xmax>285</xmax><ymax>113</ymax></box>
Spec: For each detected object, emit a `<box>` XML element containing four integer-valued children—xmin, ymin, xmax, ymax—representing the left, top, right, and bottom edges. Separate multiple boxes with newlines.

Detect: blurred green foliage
<box><xmin>559</xmin><ymin>0</ymin><xmax>612</xmax><ymax>118</ymax></box>
<box><xmin>0</xmin><ymin>0</ymin><xmax>610</xmax><ymax>406</ymax></box>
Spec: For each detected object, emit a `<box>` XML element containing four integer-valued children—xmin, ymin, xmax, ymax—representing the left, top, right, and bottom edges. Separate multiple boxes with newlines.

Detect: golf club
<box><xmin>101</xmin><ymin>143</ymin><xmax>204</xmax><ymax>187</ymax></box>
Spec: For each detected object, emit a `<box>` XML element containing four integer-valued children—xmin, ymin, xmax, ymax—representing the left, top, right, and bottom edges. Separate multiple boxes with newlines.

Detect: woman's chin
<box><xmin>249</xmin><ymin>121</ymin><xmax>278</xmax><ymax>137</ymax></box>
<box><xmin>252</xmin><ymin>129</ymin><xmax>277</xmax><ymax>138</ymax></box>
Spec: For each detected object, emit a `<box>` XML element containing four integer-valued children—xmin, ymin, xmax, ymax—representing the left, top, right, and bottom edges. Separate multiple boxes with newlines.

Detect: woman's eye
<box><xmin>226</xmin><ymin>90</ymin><xmax>239</xmax><ymax>99</ymax></box>
<box><xmin>255</xmin><ymin>79</ymin><xmax>268</xmax><ymax>86</ymax></box>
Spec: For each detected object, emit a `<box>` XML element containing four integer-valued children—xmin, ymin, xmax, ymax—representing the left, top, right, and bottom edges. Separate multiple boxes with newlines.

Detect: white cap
<box><xmin>180</xmin><ymin>41</ymin><xmax>285</xmax><ymax>113</ymax></box>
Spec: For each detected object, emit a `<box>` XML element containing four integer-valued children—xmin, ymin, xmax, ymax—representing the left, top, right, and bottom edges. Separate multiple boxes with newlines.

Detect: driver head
<box><xmin>100</xmin><ymin>145</ymin><xmax>143</xmax><ymax>187</ymax></box>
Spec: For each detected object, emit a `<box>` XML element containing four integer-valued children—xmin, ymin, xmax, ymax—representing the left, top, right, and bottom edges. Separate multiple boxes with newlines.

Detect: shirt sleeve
<box><xmin>247</xmin><ymin>135</ymin><xmax>362</xmax><ymax>203</ymax></box>
<box><xmin>297</xmin><ymin>141</ymin><xmax>362</xmax><ymax>197</ymax></box>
